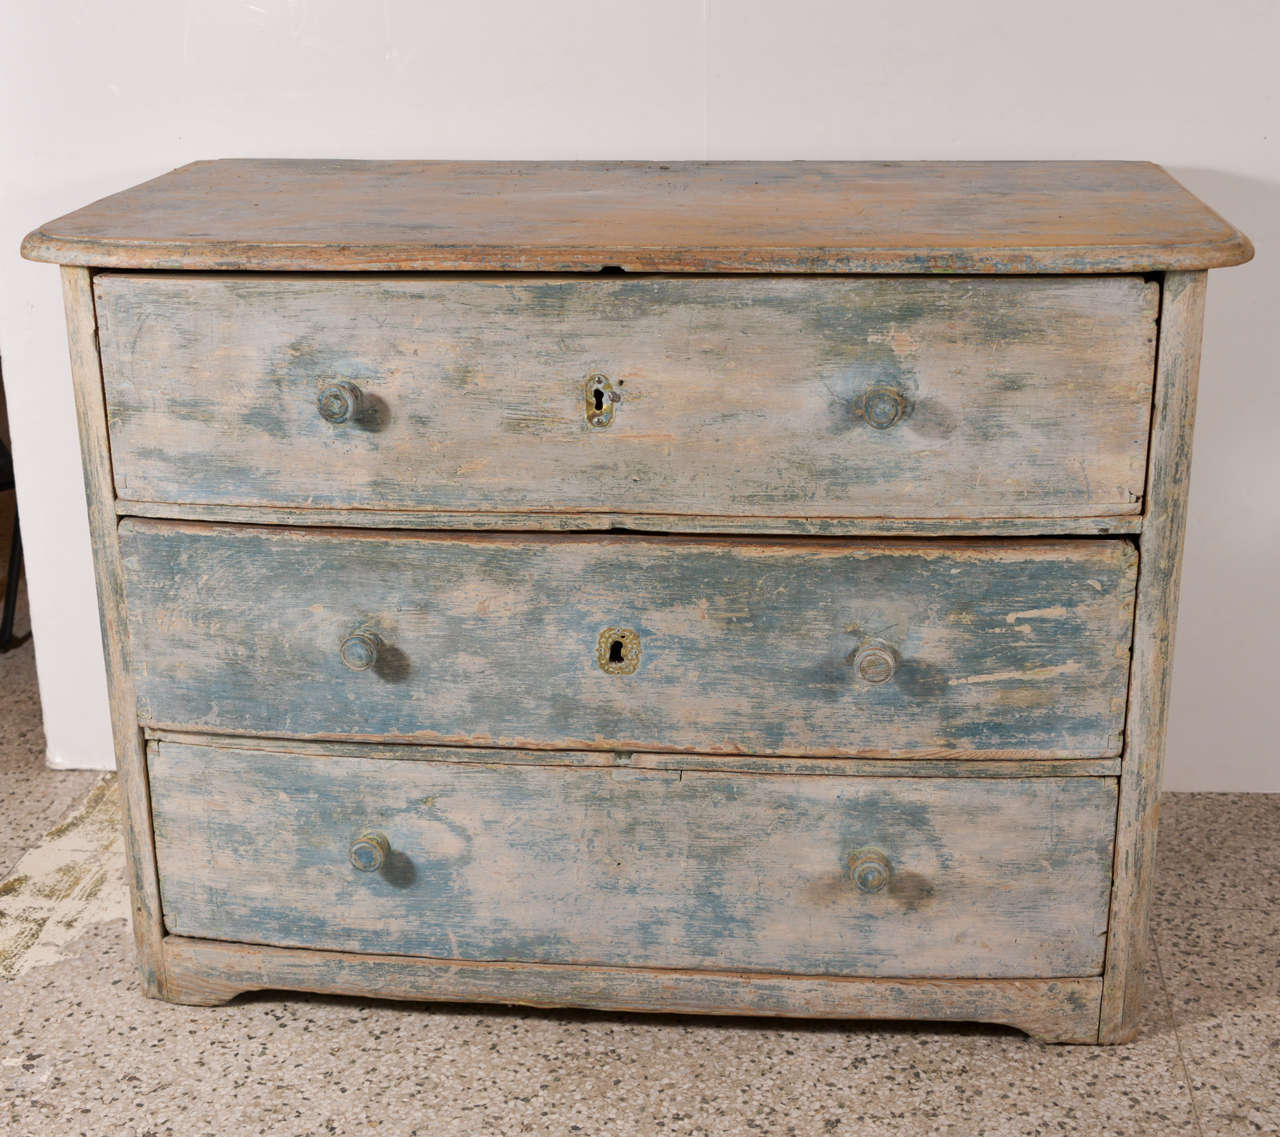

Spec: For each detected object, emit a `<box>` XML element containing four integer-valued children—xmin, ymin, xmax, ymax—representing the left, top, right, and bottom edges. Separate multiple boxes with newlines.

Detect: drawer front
<box><xmin>120</xmin><ymin>522</ymin><xmax>1137</xmax><ymax>757</ymax></box>
<box><xmin>150</xmin><ymin>741</ymin><xmax>1117</xmax><ymax>978</ymax></box>
<box><xmin>96</xmin><ymin>274</ymin><xmax>1157</xmax><ymax>521</ymax></box>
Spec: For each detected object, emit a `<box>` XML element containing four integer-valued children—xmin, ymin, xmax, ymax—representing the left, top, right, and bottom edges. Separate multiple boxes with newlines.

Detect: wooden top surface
<box><xmin>22</xmin><ymin>159</ymin><xmax>1252</xmax><ymax>274</ymax></box>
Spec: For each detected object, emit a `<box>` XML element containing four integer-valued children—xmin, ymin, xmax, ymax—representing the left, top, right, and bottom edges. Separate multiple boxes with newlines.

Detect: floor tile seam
<box><xmin>1153</xmin><ymin>926</ymin><xmax>1208</xmax><ymax>1137</ymax></box>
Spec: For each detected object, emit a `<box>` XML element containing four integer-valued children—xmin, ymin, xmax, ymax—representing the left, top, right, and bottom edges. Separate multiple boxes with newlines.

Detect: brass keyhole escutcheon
<box><xmin>597</xmin><ymin>627</ymin><xmax>640</xmax><ymax>674</ymax></box>
<box><xmin>586</xmin><ymin>373</ymin><xmax>620</xmax><ymax>427</ymax></box>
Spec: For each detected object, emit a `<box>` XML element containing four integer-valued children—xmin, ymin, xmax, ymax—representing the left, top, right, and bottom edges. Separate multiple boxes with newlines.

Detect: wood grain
<box><xmin>150</xmin><ymin>740</ymin><xmax>1117</xmax><ymax>978</ymax></box>
<box><xmin>59</xmin><ymin>267</ymin><xmax>167</xmax><ymax>997</ymax></box>
<box><xmin>95</xmin><ymin>273</ymin><xmax>1158</xmax><ymax>522</ymax></box>
<box><xmin>161</xmin><ymin>937</ymin><xmax>1104</xmax><ymax>1043</ymax></box>
<box><xmin>1099</xmin><ymin>272</ymin><xmax>1207</xmax><ymax>1043</ymax></box>
<box><xmin>119</xmin><ymin>524</ymin><xmax>1139</xmax><ymax>758</ymax></box>
<box><xmin>22</xmin><ymin>160</ymin><xmax>1252</xmax><ymax>273</ymax></box>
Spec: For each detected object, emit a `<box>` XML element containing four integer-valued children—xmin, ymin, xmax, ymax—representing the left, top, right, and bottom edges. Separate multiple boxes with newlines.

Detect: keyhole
<box><xmin>597</xmin><ymin>626</ymin><xmax>640</xmax><ymax>674</ymax></box>
<box><xmin>586</xmin><ymin>374</ymin><xmax>617</xmax><ymax>427</ymax></box>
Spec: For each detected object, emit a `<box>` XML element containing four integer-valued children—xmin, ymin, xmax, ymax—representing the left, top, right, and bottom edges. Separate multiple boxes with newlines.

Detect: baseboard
<box><xmin>44</xmin><ymin>745</ymin><xmax>114</xmax><ymax>771</ymax></box>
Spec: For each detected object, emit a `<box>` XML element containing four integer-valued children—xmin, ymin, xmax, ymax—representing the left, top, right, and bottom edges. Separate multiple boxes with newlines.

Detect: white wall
<box><xmin>1</xmin><ymin>0</ymin><xmax>1276</xmax><ymax>789</ymax></box>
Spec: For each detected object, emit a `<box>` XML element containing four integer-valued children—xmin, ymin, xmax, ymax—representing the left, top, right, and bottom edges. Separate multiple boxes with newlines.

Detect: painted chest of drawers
<box><xmin>24</xmin><ymin>160</ymin><xmax>1251</xmax><ymax>1043</ymax></box>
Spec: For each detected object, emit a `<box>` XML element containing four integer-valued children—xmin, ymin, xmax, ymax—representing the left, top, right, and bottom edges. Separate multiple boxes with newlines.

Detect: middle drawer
<box><xmin>120</xmin><ymin>522</ymin><xmax>1137</xmax><ymax>757</ymax></box>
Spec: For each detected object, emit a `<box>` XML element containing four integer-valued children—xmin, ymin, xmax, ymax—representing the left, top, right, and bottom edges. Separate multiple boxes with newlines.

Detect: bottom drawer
<box><xmin>150</xmin><ymin>741</ymin><xmax>1116</xmax><ymax>979</ymax></box>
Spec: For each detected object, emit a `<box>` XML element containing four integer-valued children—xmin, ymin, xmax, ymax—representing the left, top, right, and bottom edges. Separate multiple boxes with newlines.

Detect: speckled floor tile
<box><xmin>1154</xmin><ymin>894</ymin><xmax>1280</xmax><ymax>1137</ymax></box>
<box><xmin>1155</xmin><ymin>792</ymin><xmax>1280</xmax><ymax>916</ymax></box>
<box><xmin>2</xmin><ymin>914</ymin><xmax>1202</xmax><ymax>1137</ymax></box>
<box><xmin>805</xmin><ymin>965</ymin><xmax>1200</xmax><ymax>1137</ymax></box>
<box><xmin>0</xmin><ymin>636</ymin><xmax>101</xmax><ymax>852</ymax></box>
<box><xmin>1151</xmin><ymin>902</ymin><xmax>1280</xmax><ymax>1018</ymax></box>
<box><xmin>1171</xmin><ymin>1012</ymin><xmax>1280</xmax><ymax>1137</ymax></box>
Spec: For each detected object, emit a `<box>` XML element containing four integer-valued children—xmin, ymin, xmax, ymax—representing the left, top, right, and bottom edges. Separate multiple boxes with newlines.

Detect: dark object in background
<box><xmin>0</xmin><ymin>435</ymin><xmax>28</xmax><ymax>653</ymax></box>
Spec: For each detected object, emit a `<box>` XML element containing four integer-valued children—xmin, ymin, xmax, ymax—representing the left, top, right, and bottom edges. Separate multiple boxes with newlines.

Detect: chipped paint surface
<box><xmin>21</xmin><ymin>159</ymin><xmax>1255</xmax><ymax>274</ymax></box>
<box><xmin>1101</xmin><ymin>271</ymin><xmax>1207</xmax><ymax>1042</ymax></box>
<box><xmin>119</xmin><ymin>524</ymin><xmax>1139</xmax><ymax>757</ymax></box>
<box><xmin>95</xmin><ymin>274</ymin><xmax>1158</xmax><ymax>522</ymax></box>
<box><xmin>151</xmin><ymin>741</ymin><xmax>1117</xmax><ymax>979</ymax></box>
<box><xmin>0</xmin><ymin>778</ymin><xmax>127</xmax><ymax>980</ymax></box>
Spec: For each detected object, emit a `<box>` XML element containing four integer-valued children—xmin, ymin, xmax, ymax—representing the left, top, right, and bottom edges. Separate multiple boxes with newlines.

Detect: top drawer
<box><xmin>95</xmin><ymin>274</ymin><xmax>1157</xmax><ymax>524</ymax></box>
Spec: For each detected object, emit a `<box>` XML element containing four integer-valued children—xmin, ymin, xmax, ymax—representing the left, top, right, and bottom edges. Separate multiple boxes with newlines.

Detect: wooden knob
<box><xmin>349</xmin><ymin>831</ymin><xmax>390</xmax><ymax>873</ymax></box>
<box><xmin>860</xmin><ymin>386</ymin><xmax>908</xmax><ymax>429</ymax></box>
<box><xmin>849</xmin><ymin>847</ymin><xmax>892</xmax><ymax>893</ymax></box>
<box><xmin>318</xmin><ymin>382</ymin><xmax>363</xmax><ymax>424</ymax></box>
<box><xmin>850</xmin><ymin>642</ymin><xmax>897</xmax><ymax>684</ymax></box>
<box><xmin>340</xmin><ymin>630</ymin><xmax>381</xmax><ymax>671</ymax></box>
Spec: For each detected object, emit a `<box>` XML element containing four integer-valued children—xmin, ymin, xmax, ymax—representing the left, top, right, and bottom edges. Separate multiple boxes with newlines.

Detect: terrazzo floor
<box><xmin>0</xmin><ymin>638</ymin><xmax>1277</xmax><ymax>1137</ymax></box>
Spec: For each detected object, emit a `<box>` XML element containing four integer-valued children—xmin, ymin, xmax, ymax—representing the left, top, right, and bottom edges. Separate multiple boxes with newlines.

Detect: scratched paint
<box><xmin>119</xmin><ymin>522</ymin><xmax>1139</xmax><ymax>757</ymax></box>
<box><xmin>150</xmin><ymin>741</ymin><xmax>1117</xmax><ymax>979</ymax></box>
<box><xmin>22</xmin><ymin>160</ymin><xmax>1255</xmax><ymax>274</ymax></box>
<box><xmin>94</xmin><ymin>273</ymin><xmax>1158</xmax><ymax>521</ymax></box>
